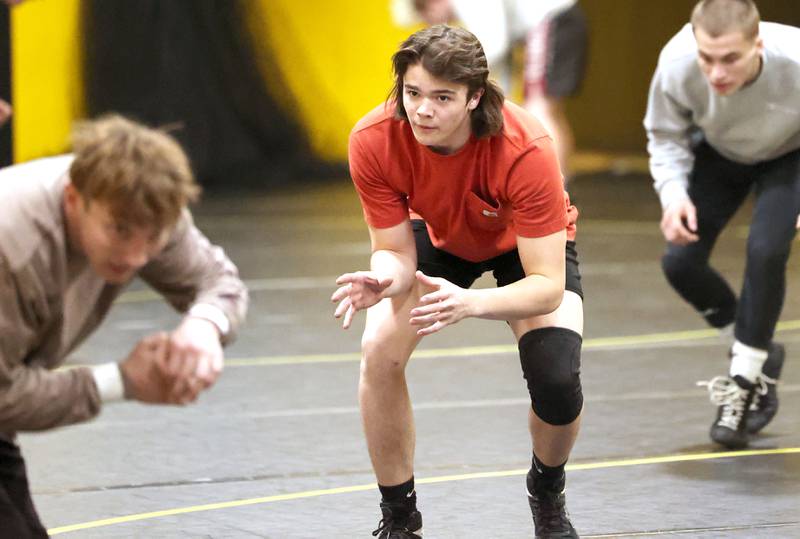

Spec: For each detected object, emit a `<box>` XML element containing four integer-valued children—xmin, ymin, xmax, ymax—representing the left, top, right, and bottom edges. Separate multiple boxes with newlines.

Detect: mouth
<box><xmin>712</xmin><ymin>82</ymin><xmax>731</xmax><ymax>92</ymax></box>
<box><xmin>108</xmin><ymin>263</ymin><xmax>132</xmax><ymax>276</ymax></box>
<box><xmin>414</xmin><ymin>123</ymin><xmax>437</xmax><ymax>132</ymax></box>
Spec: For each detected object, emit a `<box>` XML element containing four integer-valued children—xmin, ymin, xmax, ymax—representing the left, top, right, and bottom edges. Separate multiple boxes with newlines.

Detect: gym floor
<box><xmin>19</xmin><ymin>170</ymin><xmax>800</xmax><ymax>538</ymax></box>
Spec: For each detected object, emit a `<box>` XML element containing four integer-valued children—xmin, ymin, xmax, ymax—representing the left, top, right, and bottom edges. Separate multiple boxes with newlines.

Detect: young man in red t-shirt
<box><xmin>332</xmin><ymin>25</ymin><xmax>582</xmax><ymax>538</ymax></box>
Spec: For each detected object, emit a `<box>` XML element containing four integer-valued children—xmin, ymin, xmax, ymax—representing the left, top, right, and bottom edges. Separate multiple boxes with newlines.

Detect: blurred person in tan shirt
<box><xmin>0</xmin><ymin>115</ymin><xmax>248</xmax><ymax>537</ymax></box>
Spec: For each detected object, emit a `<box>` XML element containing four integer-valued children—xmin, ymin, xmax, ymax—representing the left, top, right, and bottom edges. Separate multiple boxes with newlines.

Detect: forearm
<box><xmin>467</xmin><ymin>274</ymin><xmax>564</xmax><ymax>321</ymax></box>
<box><xmin>370</xmin><ymin>249</ymin><xmax>416</xmax><ymax>298</ymax></box>
<box><xmin>647</xmin><ymin>135</ymin><xmax>693</xmax><ymax>209</ymax></box>
<box><xmin>0</xmin><ymin>366</ymin><xmax>102</xmax><ymax>433</ymax></box>
<box><xmin>644</xmin><ymin>75</ymin><xmax>694</xmax><ymax>208</ymax></box>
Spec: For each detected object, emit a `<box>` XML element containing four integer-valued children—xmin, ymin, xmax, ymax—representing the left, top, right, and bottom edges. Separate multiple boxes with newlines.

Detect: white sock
<box><xmin>729</xmin><ymin>340</ymin><xmax>768</xmax><ymax>383</ymax></box>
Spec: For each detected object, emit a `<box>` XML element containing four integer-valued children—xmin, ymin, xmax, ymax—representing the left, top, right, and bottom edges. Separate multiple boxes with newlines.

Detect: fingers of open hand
<box><xmin>334</xmin><ymin>295</ymin><xmax>352</xmax><ymax>318</ymax></box>
<box><xmin>416</xmin><ymin>319</ymin><xmax>447</xmax><ymax>336</ymax></box>
<box><xmin>335</xmin><ymin>272</ymin><xmax>379</xmax><ymax>288</ymax></box>
<box><xmin>415</xmin><ymin>270</ymin><xmax>442</xmax><ymax>289</ymax></box>
<box><xmin>410</xmin><ymin>304</ymin><xmax>451</xmax><ymax>325</ymax></box>
<box><xmin>342</xmin><ymin>304</ymin><xmax>356</xmax><ymax>329</ymax></box>
<box><xmin>417</xmin><ymin>290</ymin><xmax>448</xmax><ymax>306</ymax></box>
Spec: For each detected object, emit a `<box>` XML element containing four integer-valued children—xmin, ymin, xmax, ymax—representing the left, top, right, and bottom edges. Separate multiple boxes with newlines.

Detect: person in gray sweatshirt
<box><xmin>644</xmin><ymin>0</ymin><xmax>800</xmax><ymax>450</ymax></box>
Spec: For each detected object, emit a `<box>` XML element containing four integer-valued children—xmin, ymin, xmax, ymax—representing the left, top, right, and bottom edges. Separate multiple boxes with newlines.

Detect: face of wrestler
<box><xmin>64</xmin><ymin>182</ymin><xmax>170</xmax><ymax>284</ymax></box>
<box><xmin>694</xmin><ymin>27</ymin><xmax>763</xmax><ymax>96</ymax></box>
<box><xmin>403</xmin><ymin>63</ymin><xmax>482</xmax><ymax>154</ymax></box>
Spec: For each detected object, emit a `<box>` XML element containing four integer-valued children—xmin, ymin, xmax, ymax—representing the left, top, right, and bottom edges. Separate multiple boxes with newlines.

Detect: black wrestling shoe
<box><xmin>527</xmin><ymin>471</ymin><xmax>578</xmax><ymax>538</ymax></box>
<box><xmin>745</xmin><ymin>343</ymin><xmax>784</xmax><ymax>434</ymax></box>
<box><xmin>371</xmin><ymin>502</ymin><xmax>423</xmax><ymax>538</ymax></box>
<box><xmin>705</xmin><ymin>375</ymin><xmax>756</xmax><ymax>449</ymax></box>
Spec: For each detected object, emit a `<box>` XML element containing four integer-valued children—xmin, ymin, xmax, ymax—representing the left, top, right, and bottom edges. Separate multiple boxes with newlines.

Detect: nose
<box><xmin>416</xmin><ymin>98</ymin><xmax>433</xmax><ymax>118</ymax></box>
<box><xmin>709</xmin><ymin>63</ymin><xmax>727</xmax><ymax>81</ymax></box>
<box><xmin>119</xmin><ymin>239</ymin><xmax>150</xmax><ymax>269</ymax></box>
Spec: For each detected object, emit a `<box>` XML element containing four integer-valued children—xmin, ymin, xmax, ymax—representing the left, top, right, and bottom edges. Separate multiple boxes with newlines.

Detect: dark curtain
<box><xmin>0</xmin><ymin>5</ymin><xmax>11</xmax><ymax>168</ymax></box>
<box><xmin>82</xmin><ymin>0</ymin><xmax>336</xmax><ymax>189</ymax></box>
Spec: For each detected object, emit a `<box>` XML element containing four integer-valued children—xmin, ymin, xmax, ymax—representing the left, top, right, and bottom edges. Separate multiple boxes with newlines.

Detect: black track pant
<box><xmin>0</xmin><ymin>439</ymin><xmax>48</xmax><ymax>538</ymax></box>
<box><xmin>661</xmin><ymin>143</ymin><xmax>800</xmax><ymax>349</ymax></box>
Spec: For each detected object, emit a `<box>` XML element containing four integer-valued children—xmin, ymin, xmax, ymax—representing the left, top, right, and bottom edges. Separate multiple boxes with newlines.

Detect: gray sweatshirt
<box><xmin>644</xmin><ymin>22</ymin><xmax>800</xmax><ymax>208</ymax></box>
<box><xmin>0</xmin><ymin>155</ymin><xmax>248</xmax><ymax>440</ymax></box>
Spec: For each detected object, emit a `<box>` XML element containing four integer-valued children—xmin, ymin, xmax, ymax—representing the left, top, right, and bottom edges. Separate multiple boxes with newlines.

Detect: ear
<box><xmin>63</xmin><ymin>181</ymin><xmax>79</xmax><ymax>210</ymax></box>
<box><xmin>467</xmin><ymin>89</ymin><xmax>485</xmax><ymax>111</ymax></box>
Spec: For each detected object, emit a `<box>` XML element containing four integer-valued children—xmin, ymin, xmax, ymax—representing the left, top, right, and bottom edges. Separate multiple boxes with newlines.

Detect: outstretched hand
<box><xmin>331</xmin><ymin>271</ymin><xmax>393</xmax><ymax>329</ymax></box>
<box><xmin>409</xmin><ymin>271</ymin><xmax>472</xmax><ymax>336</ymax></box>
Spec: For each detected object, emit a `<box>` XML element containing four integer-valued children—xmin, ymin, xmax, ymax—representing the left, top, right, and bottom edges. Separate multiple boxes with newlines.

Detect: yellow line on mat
<box><xmin>48</xmin><ymin>447</ymin><xmax>800</xmax><ymax>534</ymax></box>
<box><xmin>224</xmin><ymin>319</ymin><xmax>800</xmax><ymax>367</ymax></box>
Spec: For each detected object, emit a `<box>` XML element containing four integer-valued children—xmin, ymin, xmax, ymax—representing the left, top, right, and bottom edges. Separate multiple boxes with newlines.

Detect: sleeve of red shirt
<box><xmin>348</xmin><ymin>130</ymin><xmax>408</xmax><ymax>229</ymax></box>
<box><xmin>507</xmin><ymin>136</ymin><xmax>568</xmax><ymax>238</ymax></box>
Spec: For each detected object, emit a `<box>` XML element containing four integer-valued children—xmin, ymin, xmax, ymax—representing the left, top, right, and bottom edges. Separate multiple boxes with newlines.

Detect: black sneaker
<box><xmin>372</xmin><ymin>502</ymin><xmax>423</xmax><ymax>538</ymax></box>
<box><xmin>526</xmin><ymin>471</ymin><xmax>578</xmax><ymax>538</ymax></box>
<box><xmin>705</xmin><ymin>375</ymin><xmax>757</xmax><ymax>449</ymax></box>
<box><xmin>745</xmin><ymin>342</ymin><xmax>784</xmax><ymax>434</ymax></box>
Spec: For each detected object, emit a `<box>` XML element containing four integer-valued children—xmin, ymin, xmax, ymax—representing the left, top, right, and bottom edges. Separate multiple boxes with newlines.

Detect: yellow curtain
<box><xmin>9</xmin><ymin>1</ymin><xmax>413</xmax><ymax>164</ymax></box>
<box><xmin>246</xmin><ymin>1</ymin><xmax>413</xmax><ymax>162</ymax></box>
<box><xmin>11</xmin><ymin>0</ymin><xmax>84</xmax><ymax>163</ymax></box>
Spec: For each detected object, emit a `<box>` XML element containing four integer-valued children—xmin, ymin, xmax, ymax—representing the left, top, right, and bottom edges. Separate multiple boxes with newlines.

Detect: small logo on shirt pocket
<box><xmin>466</xmin><ymin>192</ymin><xmax>509</xmax><ymax>231</ymax></box>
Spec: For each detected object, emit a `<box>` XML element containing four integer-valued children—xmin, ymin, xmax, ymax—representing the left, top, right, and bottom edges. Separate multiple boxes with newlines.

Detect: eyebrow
<box><xmin>698</xmin><ymin>50</ymin><xmax>740</xmax><ymax>61</ymax></box>
<box><xmin>404</xmin><ymin>84</ymin><xmax>457</xmax><ymax>95</ymax></box>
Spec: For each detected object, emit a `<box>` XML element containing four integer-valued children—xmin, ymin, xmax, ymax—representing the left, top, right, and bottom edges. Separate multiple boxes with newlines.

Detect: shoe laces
<box><xmin>696</xmin><ymin>376</ymin><xmax>751</xmax><ymax>430</ymax></box>
<box><xmin>372</xmin><ymin>516</ymin><xmax>417</xmax><ymax>538</ymax></box>
<box><xmin>748</xmin><ymin>375</ymin><xmax>776</xmax><ymax>410</ymax></box>
<box><xmin>530</xmin><ymin>488</ymin><xmax>572</xmax><ymax>531</ymax></box>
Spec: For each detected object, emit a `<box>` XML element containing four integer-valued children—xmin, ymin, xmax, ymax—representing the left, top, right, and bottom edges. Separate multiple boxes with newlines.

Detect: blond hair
<box><xmin>69</xmin><ymin>114</ymin><xmax>199</xmax><ymax>231</ymax></box>
<box><xmin>691</xmin><ymin>0</ymin><xmax>760</xmax><ymax>40</ymax></box>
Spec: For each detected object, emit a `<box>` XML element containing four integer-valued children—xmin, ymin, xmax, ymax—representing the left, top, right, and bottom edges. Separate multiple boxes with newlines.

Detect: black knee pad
<box><xmin>518</xmin><ymin>327</ymin><xmax>583</xmax><ymax>425</ymax></box>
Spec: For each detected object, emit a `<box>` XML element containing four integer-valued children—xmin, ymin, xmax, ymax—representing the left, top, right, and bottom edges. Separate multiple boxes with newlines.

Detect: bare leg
<box><xmin>359</xmin><ymin>281</ymin><xmax>427</xmax><ymax>485</ymax></box>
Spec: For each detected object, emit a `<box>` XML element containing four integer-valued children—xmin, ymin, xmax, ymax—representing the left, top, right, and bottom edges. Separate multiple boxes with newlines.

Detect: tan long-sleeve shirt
<box><xmin>0</xmin><ymin>155</ymin><xmax>248</xmax><ymax>439</ymax></box>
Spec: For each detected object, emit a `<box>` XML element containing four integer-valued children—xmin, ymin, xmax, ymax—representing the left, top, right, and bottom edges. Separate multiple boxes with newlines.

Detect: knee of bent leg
<box><xmin>661</xmin><ymin>250</ymin><xmax>696</xmax><ymax>284</ymax></box>
<box><xmin>518</xmin><ymin>327</ymin><xmax>583</xmax><ymax>426</ymax></box>
<box><xmin>360</xmin><ymin>332</ymin><xmax>408</xmax><ymax>381</ymax></box>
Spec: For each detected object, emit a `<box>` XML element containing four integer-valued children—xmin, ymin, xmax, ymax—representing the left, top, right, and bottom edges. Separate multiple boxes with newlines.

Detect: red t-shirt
<box><xmin>348</xmin><ymin>100</ymin><xmax>577</xmax><ymax>262</ymax></box>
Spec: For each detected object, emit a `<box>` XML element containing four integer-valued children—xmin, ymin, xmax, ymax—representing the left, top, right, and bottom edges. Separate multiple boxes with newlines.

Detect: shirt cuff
<box><xmin>91</xmin><ymin>363</ymin><xmax>125</xmax><ymax>403</ymax></box>
<box><xmin>658</xmin><ymin>180</ymin><xmax>690</xmax><ymax>209</ymax></box>
<box><xmin>188</xmin><ymin>303</ymin><xmax>231</xmax><ymax>337</ymax></box>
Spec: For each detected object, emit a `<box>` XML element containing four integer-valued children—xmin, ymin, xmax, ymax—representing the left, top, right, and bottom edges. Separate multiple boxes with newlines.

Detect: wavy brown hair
<box><xmin>70</xmin><ymin>114</ymin><xmax>199</xmax><ymax>231</ymax></box>
<box><xmin>390</xmin><ymin>24</ymin><xmax>504</xmax><ymax>139</ymax></box>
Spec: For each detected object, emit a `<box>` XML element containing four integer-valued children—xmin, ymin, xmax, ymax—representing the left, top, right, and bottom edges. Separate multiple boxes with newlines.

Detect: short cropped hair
<box><xmin>691</xmin><ymin>0</ymin><xmax>760</xmax><ymax>40</ymax></box>
<box><xmin>69</xmin><ymin>114</ymin><xmax>199</xmax><ymax>231</ymax></box>
<box><xmin>390</xmin><ymin>24</ymin><xmax>505</xmax><ymax>139</ymax></box>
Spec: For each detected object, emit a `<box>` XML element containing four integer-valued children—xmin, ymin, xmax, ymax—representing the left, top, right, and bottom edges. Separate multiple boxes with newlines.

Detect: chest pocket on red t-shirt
<box><xmin>464</xmin><ymin>191</ymin><xmax>511</xmax><ymax>231</ymax></box>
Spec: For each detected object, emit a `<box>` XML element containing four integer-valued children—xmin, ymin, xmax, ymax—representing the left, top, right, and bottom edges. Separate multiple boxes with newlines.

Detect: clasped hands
<box><xmin>332</xmin><ymin>270</ymin><xmax>471</xmax><ymax>336</ymax></box>
<box><xmin>119</xmin><ymin>317</ymin><xmax>223</xmax><ymax>405</ymax></box>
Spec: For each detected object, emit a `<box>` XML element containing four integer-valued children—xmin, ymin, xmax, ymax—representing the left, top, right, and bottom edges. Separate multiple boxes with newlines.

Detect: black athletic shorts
<box><xmin>412</xmin><ymin>220</ymin><xmax>583</xmax><ymax>299</ymax></box>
